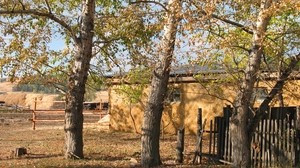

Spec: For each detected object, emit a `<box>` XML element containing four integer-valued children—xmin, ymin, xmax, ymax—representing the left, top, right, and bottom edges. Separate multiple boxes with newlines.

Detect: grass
<box><xmin>0</xmin><ymin>117</ymin><xmax>227</xmax><ymax>168</ymax></box>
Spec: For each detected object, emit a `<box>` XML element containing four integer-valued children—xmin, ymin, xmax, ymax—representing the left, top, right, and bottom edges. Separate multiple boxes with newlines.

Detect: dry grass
<box><xmin>0</xmin><ymin>114</ymin><xmax>227</xmax><ymax>168</ymax></box>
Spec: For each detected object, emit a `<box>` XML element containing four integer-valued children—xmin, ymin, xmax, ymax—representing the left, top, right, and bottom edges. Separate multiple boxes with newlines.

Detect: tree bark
<box><xmin>141</xmin><ymin>0</ymin><xmax>181</xmax><ymax>167</ymax></box>
<box><xmin>64</xmin><ymin>0</ymin><xmax>95</xmax><ymax>159</ymax></box>
<box><xmin>230</xmin><ymin>0</ymin><xmax>271</xmax><ymax>167</ymax></box>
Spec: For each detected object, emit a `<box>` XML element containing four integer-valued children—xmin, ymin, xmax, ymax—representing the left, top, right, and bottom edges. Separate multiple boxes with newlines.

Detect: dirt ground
<box><xmin>0</xmin><ymin>111</ymin><xmax>227</xmax><ymax>168</ymax></box>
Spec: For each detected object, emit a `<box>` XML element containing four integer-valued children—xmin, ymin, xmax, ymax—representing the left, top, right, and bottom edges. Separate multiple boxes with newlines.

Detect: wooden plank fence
<box><xmin>251</xmin><ymin>118</ymin><xmax>295</xmax><ymax>167</ymax></box>
<box><xmin>197</xmin><ymin>106</ymin><xmax>300</xmax><ymax>167</ymax></box>
<box><xmin>30</xmin><ymin>98</ymin><xmax>108</xmax><ymax>130</ymax></box>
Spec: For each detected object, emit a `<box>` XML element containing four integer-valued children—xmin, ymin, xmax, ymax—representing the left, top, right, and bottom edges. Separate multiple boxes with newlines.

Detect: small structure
<box><xmin>15</xmin><ymin>147</ymin><xmax>27</xmax><ymax>157</ymax></box>
<box><xmin>0</xmin><ymin>101</ymin><xmax>5</xmax><ymax>106</ymax></box>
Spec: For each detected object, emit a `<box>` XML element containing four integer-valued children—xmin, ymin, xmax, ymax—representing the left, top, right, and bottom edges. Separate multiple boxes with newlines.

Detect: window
<box><xmin>252</xmin><ymin>87</ymin><xmax>268</xmax><ymax>103</ymax></box>
<box><xmin>166</xmin><ymin>88</ymin><xmax>181</xmax><ymax>103</ymax></box>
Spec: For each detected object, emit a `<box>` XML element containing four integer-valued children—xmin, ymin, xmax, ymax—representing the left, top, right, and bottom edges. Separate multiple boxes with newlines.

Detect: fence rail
<box><xmin>30</xmin><ymin>98</ymin><xmax>108</xmax><ymax>130</ymax></box>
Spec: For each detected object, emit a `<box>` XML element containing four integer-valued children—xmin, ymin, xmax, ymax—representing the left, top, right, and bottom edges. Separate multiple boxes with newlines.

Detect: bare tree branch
<box><xmin>190</xmin><ymin>1</ymin><xmax>253</xmax><ymax>34</ymax></box>
<box><xmin>0</xmin><ymin>9</ymin><xmax>76</xmax><ymax>41</ymax></box>
<box><xmin>129</xmin><ymin>0</ymin><xmax>168</xmax><ymax>12</ymax></box>
<box><xmin>18</xmin><ymin>0</ymin><xmax>26</xmax><ymax>10</ymax></box>
<box><xmin>93</xmin><ymin>37</ymin><xmax>120</xmax><ymax>45</ymax></box>
<box><xmin>44</xmin><ymin>0</ymin><xmax>52</xmax><ymax>14</ymax></box>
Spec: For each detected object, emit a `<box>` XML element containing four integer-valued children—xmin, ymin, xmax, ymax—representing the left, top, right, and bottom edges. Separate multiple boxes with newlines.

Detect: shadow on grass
<box><xmin>0</xmin><ymin>153</ymin><xmax>62</xmax><ymax>161</ymax></box>
<box><xmin>121</xmin><ymin>136</ymin><xmax>141</xmax><ymax>141</ymax></box>
<box><xmin>25</xmin><ymin>153</ymin><xmax>63</xmax><ymax>159</ymax></box>
<box><xmin>86</xmin><ymin>155</ymin><xmax>125</xmax><ymax>161</ymax></box>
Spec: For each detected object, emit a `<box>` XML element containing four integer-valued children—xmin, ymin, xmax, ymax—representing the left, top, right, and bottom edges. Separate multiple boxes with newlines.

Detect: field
<box><xmin>0</xmin><ymin>110</ymin><xmax>228</xmax><ymax>168</ymax></box>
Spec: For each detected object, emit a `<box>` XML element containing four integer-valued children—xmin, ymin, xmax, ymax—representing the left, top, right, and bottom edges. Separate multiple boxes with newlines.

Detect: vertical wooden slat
<box><xmin>257</xmin><ymin>120</ymin><xmax>260</xmax><ymax>167</ymax></box>
<box><xmin>209</xmin><ymin>120</ymin><xmax>212</xmax><ymax>155</ymax></box>
<box><xmin>269</xmin><ymin>119</ymin><xmax>272</xmax><ymax>167</ymax></box>
<box><xmin>229</xmin><ymin>126</ymin><xmax>232</xmax><ymax>162</ymax></box>
<box><xmin>254</xmin><ymin>121</ymin><xmax>259</xmax><ymax>167</ymax></box>
<box><xmin>198</xmin><ymin>108</ymin><xmax>202</xmax><ymax>164</ymax></box>
<box><xmin>216</xmin><ymin>117</ymin><xmax>222</xmax><ymax>158</ymax></box>
<box><xmin>251</xmin><ymin>132</ymin><xmax>253</xmax><ymax>166</ymax></box>
<box><xmin>270</xmin><ymin>119</ymin><xmax>275</xmax><ymax>167</ymax></box>
<box><xmin>223</xmin><ymin>107</ymin><xmax>227</xmax><ymax>161</ymax></box>
<box><xmin>251</xmin><ymin>120</ymin><xmax>257</xmax><ymax>167</ymax></box>
<box><xmin>275</xmin><ymin>119</ymin><xmax>279</xmax><ymax>167</ymax></box>
<box><xmin>262</xmin><ymin>119</ymin><xmax>266</xmax><ymax>167</ymax></box>
<box><xmin>279</xmin><ymin>119</ymin><xmax>283</xmax><ymax>165</ymax></box>
<box><xmin>266</xmin><ymin>119</ymin><xmax>270</xmax><ymax>167</ymax></box>
<box><xmin>290</xmin><ymin>118</ymin><xmax>294</xmax><ymax>163</ymax></box>
<box><xmin>223</xmin><ymin>106</ymin><xmax>231</xmax><ymax>161</ymax></box>
<box><xmin>284</xmin><ymin>119</ymin><xmax>287</xmax><ymax>164</ymax></box>
<box><xmin>213</xmin><ymin>117</ymin><xmax>217</xmax><ymax>155</ymax></box>
<box><xmin>287</xmin><ymin>119</ymin><xmax>291</xmax><ymax>163</ymax></box>
<box><xmin>284</xmin><ymin>119</ymin><xmax>287</xmax><ymax>162</ymax></box>
<box><xmin>295</xmin><ymin>106</ymin><xmax>300</xmax><ymax>166</ymax></box>
<box><xmin>258</xmin><ymin>120</ymin><xmax>263</xmax><ymax>167</ymax></box>
<box><xmin>292</xmin><ymin>114</ymin><xmax>295</xmax><ymax>166</ymax></box>
<box><xmin>223</xmin><ymin>125</ymin><xmax>228</xmax><ymax>161</ymax></box>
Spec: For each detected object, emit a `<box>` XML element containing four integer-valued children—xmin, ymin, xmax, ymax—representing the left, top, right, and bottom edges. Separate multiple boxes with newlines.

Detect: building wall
<box><xmin>108</xmin><ymin>80</ymin><xmax>300</xmax><ymax>134</ymax></box>
<box><xmin>109</xmin><ymin>82</ymin><xmax>236</xmax><ymax>134</ymax></box>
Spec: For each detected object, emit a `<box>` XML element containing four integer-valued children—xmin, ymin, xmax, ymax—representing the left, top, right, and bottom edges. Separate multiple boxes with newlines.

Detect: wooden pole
<box><xmin>99</xmin><ymin>99</ymin><xmax>102</xmax><ymax>119</ymax></box>
<box><xmin>193</xmin><ymin>108</ymin><xmax>205</xmax><ymax>164</ymax></box>
<box><xmin>198</xmin><ymin>108</ymin><xmax>203</xmax><ymax>164</ymax></box>
<box><xmin>32</xmin><ymin>98</ymin><xmax>37</xmax><ymax>130</ymax></box>
<box><xmin>176</xmin><ymin>127</ymin><xmax>185</xmax><ymax>163</ymax></box>
<box><xmin>209</xmin><ymin>120</ymin><xmax>213</xmax><ymax>155</ymax></box>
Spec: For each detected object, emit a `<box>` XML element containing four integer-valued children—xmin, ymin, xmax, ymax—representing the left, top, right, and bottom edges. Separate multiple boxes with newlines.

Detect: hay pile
<box><xmin>0</xmin><ymin>92</ymin><xmax>59</xmax><ymax>109</ymax></box>
<box><xmin>0</xmin><ymin>91</ymin><xmax>108</xmax><ymax>110</ymax></box>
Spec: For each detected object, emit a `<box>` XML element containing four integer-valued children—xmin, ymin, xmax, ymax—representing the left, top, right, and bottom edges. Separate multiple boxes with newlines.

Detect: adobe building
<box><xmin>107</xmin><ymin>66</ymin><xmax>300</xmax><ymax>134</ymax></box>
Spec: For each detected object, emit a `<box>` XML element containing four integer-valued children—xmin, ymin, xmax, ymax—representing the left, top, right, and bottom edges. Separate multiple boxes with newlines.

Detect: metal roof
<box><xmin>170</xmin><ymin>64</ymin><xmax>226</xmax><ymax>77</ymax></box>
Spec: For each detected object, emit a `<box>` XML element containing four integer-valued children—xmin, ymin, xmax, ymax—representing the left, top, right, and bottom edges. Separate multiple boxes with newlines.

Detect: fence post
<box><xmin>193</xmin><ymin>108</ymin><xmax>203</xmax><ymax>164</ymax></box>
<box><xmin>99</xmin><ymin>99</ymin><xmax>102</xmax><ymax>119</ymax></box>
<box><xmin>197</xmin><ymin>108</ymin><xmax>203</xmax><ymax>163</ymax></box>
<box><xmin>295</xmin><ymin>106</ymin><xmax>300</xmax><ymax>166</ymax></box>
<box><xmin>176</xmin><ymin>127</ymin><xmax>185</xmax><ymax>163</ymax></box>
<box><xmin>197</xmin><ymin>108</ymin><xmax>202</xmax><ymax>136</ymax></box>
<box><xmin>32</xmin><ymin>98</ymin><xmax>37</xmax><ymax>130</ymax></box>
<box><xmin>215</xmin><ymin>116</ymin><xmax>223</xmax><ymax>158</ymax></box>
<box><xmin>222</xmin><ymin>105</ymin><xmax>231</xmax><ymax>160</ymax></box>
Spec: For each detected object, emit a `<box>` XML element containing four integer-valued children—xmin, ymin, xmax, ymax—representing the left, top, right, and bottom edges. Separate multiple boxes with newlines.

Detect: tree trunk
<box><xmin>141</xmin><ymin>0</ymin><xmax>181</xmax><ymax>167</ymax></box>
<box><xmin>230</xmin><ymin>0</ymin><xmax>271</xmax><ymax>167</ymax></box>
<box><xmin>64</xmin><ymin>0</ymin><xmax>95</xmax><ymax>159</ymax></box>
<box><xmin>230</xmin><ymin>101</ymin><xmax>252</xmax><ymax>167</ymax></box>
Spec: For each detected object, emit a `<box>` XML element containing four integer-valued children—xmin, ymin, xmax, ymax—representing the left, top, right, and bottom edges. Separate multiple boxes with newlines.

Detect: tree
<box><xmin>0</xmin><ymin>0</ymin><xmax>154</xmax><ymax>159</ymax></box>
<box><xmin>186</xmin><ymin>0</ymin><xmax>300</xmax><ymax>167</ymax></box>
<box><xmin>0</xmin><ymin>0</ymin><xmax>95</xmax><ymax>159</ymax></box>
<box><xmin>140</xmin><ymin>0</ymin><xmax>182</xmax><ymax>167</ymax></box>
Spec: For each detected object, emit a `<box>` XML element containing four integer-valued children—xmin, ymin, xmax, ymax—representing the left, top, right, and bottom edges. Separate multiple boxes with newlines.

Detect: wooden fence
<box><xmin>30</xmin><ymin>98</ymin><xmax>108</xmax><ymax>130</ymax></box>
<box><xmin>196</xmin><ymin>106</ymin><xmax>300</xmax><ymax>167</ymax></box>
